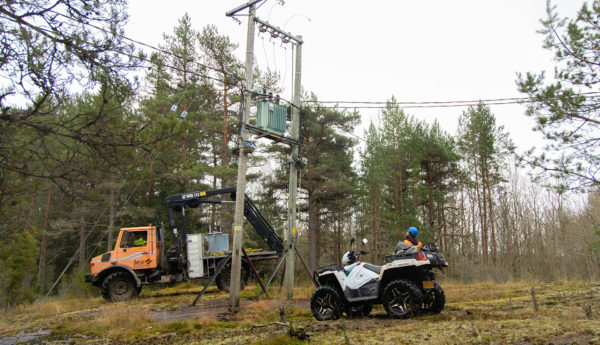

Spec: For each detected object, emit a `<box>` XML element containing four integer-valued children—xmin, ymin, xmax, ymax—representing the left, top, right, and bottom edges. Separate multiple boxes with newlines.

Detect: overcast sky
<box><xmin>125</xmin><ymin>0</ymin><xmax>586</xmax><ymax>154</ymax></box>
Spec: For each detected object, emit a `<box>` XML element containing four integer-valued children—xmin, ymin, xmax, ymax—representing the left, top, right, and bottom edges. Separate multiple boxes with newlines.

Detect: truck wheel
<box><xmin>101</xmin><ymin>271</ymin><xmax>138</xmax><ymax>302</ymax></box>
<box><xmin>345</xmin><ymin>302</ymin><xmax>373</xmax><ymax>318</ymax></box>
<box><xmin>216</xmin><ymin>264</ymin><xmax>248</xmax><ymax>292</ymax></box>
<box><xmin>382</xmin><ymin>279</ymin><xmax>423</xmax><ymax>319</ymax></box>
<box><xmin>310</xmin><ymin>286</ymin><xmax>343</xmax><ymax>321</ymax></box>
<box><xmin>422</xmin><ymin>282</ymin><xmax>445</xmax><ymax>313</ymax></box>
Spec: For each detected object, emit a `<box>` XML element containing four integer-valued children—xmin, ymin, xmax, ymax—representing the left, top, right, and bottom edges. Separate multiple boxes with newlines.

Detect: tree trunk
<box><xmin>485</xmin><ymin>167</ymin><xmax>497</xmax><ymax>264</ymax></box>
<box><xmin>107</xmin><ymin>171</ymin><xmax>116</xmax><ymax>252</ymax></box>
<box><xmin>473</xmin><ymin>154</ymin><xmax>488</xmax><ymax>271</ymax></box>
<box><xmin>148</xmin><ymin>120</ymin><xmax>156</xmax><ymax>203</ymax></box>
<box><xmin>392</xmin><ymin>162</ymin><xmax>399</xmax><ymax>215</ymax></box>
<box><xmin>398</xmin><ymin>164</ymin><xmax>405</xmax><ymax>230</ymax></box>
<box><xmin>79</xmin><ymin>199</ymin><xmax>86</xmax><ymax>270</ymax></box>
<box><xmin>424</xmin><ymin>162</ymin><xmax>436</xmax><ymax>241</ymax></box>
<box><xmin>372</xmin><ymin>186</ymin><xmax>380</xmax><ymax>265</ymax></box>
<box><xmin>308</xmin><ymin>188</ymin><xmax>319</xmax><ymax>271</ymax></box>
<box><xmin>37</xmin><ymin>181</ymin><xmax>53</xmax><ymax>289</ymax></box>
<box><xmin>25</xmin><ymin>194</ymin><xmax>36</xmax><ymax>231</ymax></box>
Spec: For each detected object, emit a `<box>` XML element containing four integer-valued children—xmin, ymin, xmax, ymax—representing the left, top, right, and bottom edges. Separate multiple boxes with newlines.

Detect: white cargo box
<box><xmin>187</xmin><ymin>234</ymin><xmax>204</xmax><ymax>278</ymax></box>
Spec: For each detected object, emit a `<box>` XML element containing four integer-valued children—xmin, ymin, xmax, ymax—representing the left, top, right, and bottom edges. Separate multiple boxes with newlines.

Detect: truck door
<box><xmin>116</xmin><ymin>229</ymin><xmax>157</xmax><ymax>269</ymax></box>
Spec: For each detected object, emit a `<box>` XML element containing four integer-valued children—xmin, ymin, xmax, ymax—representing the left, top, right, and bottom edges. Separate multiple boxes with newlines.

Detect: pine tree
<box><xmin>517</xmin><ymin>0</ymin><xmax>600</xmax><ymax>190</ymax></box>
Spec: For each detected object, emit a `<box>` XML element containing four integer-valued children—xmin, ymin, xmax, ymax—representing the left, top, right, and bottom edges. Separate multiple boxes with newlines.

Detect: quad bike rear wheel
<box><xmin>382</xmin><ymin>279</ymin><xmax>423</xmax><ymax>319</ymax></box>
<box><xmin>422</xmin><ymin>281</ymin><xmax>445</xmax><ymax>313</ymax></box>
<box><xmin>310</xmin><ymin>286</ymin><xmax>344</xmax><ymax>321</ymax></box>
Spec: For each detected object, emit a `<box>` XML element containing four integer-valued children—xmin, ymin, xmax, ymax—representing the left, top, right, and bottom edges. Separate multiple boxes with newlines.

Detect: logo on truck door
<box><xmin>134</xmin><ymin>258</ymin><xmax>152</xmax><ymax>265</ymax></box>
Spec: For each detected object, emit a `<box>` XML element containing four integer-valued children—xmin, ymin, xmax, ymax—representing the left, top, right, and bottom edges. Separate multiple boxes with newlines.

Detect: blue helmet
<box><xmin>407</xmin><ymin>227</ymin><xmax>418</xmax><ymax>237</ymax></box>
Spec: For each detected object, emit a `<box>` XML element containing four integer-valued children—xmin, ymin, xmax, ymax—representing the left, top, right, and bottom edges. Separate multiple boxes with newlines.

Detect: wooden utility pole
<box><xmin>227</xmin><ymin>0</ymin><xmax>303</xmax><ymax>304</ymax></box>
<box><xmin>284</xmin><ymin>37</ymin><xmax>302</xmax><ymax>298</ymax></box>
<box><xmin>227</xmin><ymin>0</ymin><xmax>258</xmax><ymax>310</ymax></box>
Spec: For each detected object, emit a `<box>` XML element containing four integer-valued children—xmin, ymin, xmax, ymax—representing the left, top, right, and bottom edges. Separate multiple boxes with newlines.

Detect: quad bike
<box><xmin>310</xmin><ymin>237</ymin><xmax>448</xmax><ymax>320</ymax></box>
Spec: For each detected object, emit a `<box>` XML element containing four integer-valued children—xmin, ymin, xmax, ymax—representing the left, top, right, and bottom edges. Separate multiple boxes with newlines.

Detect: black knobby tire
<box><xmin>422</xmin><ymin>281</ymin><xmax>445</xmax><ymax>314</ymax></box>
<box><xmin>345</xmin><ymin>302</ymin><xmax>373</xmax><ymax>318</ymax></box>
<box><xmin>101</xmin><ymin>271</ymin><xmax>138</xmax><ymax>302</ymax></box>
<box><xmin>216</xmin><ymin>263</ymin><xmax>248</xmax><ymax>292</ymax></box>
<box><xmin>310</xmin><ymin>285</ymin><xmax>344</xmax><ymax>321</ymax></box>
<box><xmin>382</xmin><ymin>279</ymin><xmax>423</xmax><ymax>319</ymax></box>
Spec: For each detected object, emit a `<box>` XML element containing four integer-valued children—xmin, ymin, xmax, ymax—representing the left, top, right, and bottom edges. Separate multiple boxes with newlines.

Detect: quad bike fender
<box><xmin>378</xmin><ymin>261</ymin><xmax>432</xmax><ymax>295</ymax></box>
<box><xmin>317</xmin><ymin>271</ymin><xmax>347</xmax><ymax>291</ymax></box>
<box><xmin>94</xmin><ymin>265</ymin><xmax>142</xmax><ymax>288</ymax></box>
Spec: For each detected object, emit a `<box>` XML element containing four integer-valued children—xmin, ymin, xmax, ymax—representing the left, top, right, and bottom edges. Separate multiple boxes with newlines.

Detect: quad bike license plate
<box><xmin>422</xmin><ymin>281</ymin><xmax>434</xmax><ymax>289</ymax></box>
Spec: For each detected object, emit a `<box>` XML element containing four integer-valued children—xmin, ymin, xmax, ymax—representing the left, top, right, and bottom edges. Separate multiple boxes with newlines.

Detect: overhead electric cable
<box><xmin>25</xmin><ymin>3</ymin><xmax>241</xmax><ymax>82</ymax></box>
<box><xmin>318</xmin><ymin>101</ymin><xmax>522</xmax><ymax>109</ymax></box>
<box><xmin>303</xmin><ymin>91</ymin><xmax>600</xmax><ymax>106</ymax></box>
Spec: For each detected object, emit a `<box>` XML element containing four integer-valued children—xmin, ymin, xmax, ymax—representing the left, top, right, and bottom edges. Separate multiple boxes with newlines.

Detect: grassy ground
<box><xmin>1</xmin><ymin>280</ymin><xmax>599</xmax><ymax>344</ymax></box>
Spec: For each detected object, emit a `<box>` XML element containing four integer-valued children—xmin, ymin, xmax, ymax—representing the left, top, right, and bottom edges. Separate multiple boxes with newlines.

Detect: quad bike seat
<box><xmin>317</xmin><ymin>264</ymin><xmax>344</xmax><ymax>274</ymax></box>
<box><xmin>363</xmin><ymin>263</ymin><xmax>381</xmax><ymax>275</ymax></box>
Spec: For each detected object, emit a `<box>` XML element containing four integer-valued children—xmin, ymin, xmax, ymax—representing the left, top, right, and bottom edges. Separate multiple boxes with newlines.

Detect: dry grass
<box><xmin>1</xmin><ymin>280</ymin><xmax>599</xmax><ymax>344</ymax></box>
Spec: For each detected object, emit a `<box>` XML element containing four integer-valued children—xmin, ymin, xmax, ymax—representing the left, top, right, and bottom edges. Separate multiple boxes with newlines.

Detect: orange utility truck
<box><xmin>86</xmin><ymin>187</ymin><xmax>282</xmax><ymax>301</ymax></box>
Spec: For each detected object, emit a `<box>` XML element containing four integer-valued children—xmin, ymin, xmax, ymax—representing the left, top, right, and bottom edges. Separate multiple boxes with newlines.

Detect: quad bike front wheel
<box><xmin>382</xmin><ymin>279</ymin><xmax>423</xmax><ymax>319</ymax></box>
<box><xmin>422</xmin><ymin>281</ymin><xmax>445</xmax><ymax>313</ymax></box>
<box><xmin>310</xmin><ymin>286</ymin><xmax>344</xmax><ymax>321</ymax></box>
<box><xmin>345</xmin><ymin>302</ymin><xmax>373</xmax><ymax>318</ymax></box>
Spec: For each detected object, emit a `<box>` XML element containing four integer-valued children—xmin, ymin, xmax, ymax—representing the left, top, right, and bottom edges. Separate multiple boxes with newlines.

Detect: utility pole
<box><xmin>227</xmin><ymin>0</ymin><xmax>304</xmax><ymax>305</ymax></box>
<box><xmin>284</xmin><ymin>37</ymin><xmax>302</xmax><ymax>298</ymax></box>
<box><xmin>227</xmin><ymin>0</ymin><xmax>258</xmax><ymax>311</ymax></box>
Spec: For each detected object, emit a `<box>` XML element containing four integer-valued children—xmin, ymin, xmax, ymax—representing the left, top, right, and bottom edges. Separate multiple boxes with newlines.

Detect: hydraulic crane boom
<box><xmin>164</xmin><ymin>187</ymin><xmax>284</xmax><ymax>256</ymax></box>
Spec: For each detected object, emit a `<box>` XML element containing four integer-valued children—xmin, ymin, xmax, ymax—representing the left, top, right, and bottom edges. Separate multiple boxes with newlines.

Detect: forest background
<box><xmin>1</xmin><ymin>0</ymin><xmax>599</xmax><ymax>310</ymax></box>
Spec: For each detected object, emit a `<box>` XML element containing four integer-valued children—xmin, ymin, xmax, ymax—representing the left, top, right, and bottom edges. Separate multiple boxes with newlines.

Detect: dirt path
<box><xmin>152</xmin><ymin>298</ymin><xmax>310</xmax><ymax>322</ymax></box>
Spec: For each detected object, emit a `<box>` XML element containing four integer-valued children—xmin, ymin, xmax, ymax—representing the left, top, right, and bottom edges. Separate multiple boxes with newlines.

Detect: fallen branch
<box><xmin>249</xmin><ymin>306</ymin><xmax>310</xmax><ymax>340</ymax></box>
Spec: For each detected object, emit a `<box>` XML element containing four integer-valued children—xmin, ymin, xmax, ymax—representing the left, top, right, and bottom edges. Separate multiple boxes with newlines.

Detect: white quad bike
<box><xmin>310</xmin><ymin>237</ymin><xmax>448</xmax><ymax>320</ymax></box>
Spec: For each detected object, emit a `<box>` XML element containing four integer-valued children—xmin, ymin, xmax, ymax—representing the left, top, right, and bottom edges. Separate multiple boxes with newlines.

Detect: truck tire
<box><xmin>310</xmin><ymin>286</ymin><xmax>344</xmax><ymax>321</ymax></box>
<box><xmin>422</xmin><ymin>282</ymin><xmax>445</xmax><ymax>313</ymax></box>
<box><xmin>382</xmin><ymin>279</ymin><xmax>422</xmax><ymax>319</ymax></box>
<box><xmin>101</xmin><ymin>271</ymin><xmax>138</xmax><ymax>302</ymax></box>
<box><xmin>216</xmin><ymin>264</ymin><xmax>248</xmax><ymax>292</ymax></box>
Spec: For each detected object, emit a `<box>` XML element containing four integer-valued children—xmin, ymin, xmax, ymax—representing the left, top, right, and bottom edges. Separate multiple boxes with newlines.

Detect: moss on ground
<box><xmin>1</xmin><ymin>280</ymin><xmax>599</xmax><ymax>344</ymax></box>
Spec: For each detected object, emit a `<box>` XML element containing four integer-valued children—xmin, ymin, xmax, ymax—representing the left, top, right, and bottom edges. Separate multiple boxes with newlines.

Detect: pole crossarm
<box><xmin>226</xmin><ymin>0</ymin><xmax>263</xmax><ymax>17</ymax></box>
<box><xmin>254</xmin><ymin>17</ymin><xmax>303</xmax><ymax>44</ymax></box>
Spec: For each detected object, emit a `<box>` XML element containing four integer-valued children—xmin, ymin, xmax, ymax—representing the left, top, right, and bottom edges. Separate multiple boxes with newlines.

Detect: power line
<box><xmin>26</xmin><ymin>3</ymin><xmax>242</xmax><ymax>82</ymax></box>
<box><xmin>119</xmin><ymin>50</ymin><xmax>231</xmax><ymax>86</ymax></box>
<box><xmin>304</xmin><ymin>91</ymin><xmax>600</xmax><ymax>108</ymax></box>
<box><xmin>317</xmin><ymin>100</ymin><xmax>523</xmax><ymax>109</ymax></box>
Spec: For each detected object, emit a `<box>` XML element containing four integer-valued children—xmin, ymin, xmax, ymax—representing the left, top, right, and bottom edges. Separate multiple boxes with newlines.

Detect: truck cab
<box><xmin>90</xmin><ymin>226</ymin><xmax>158</xmax><ymax>277</ymax></box>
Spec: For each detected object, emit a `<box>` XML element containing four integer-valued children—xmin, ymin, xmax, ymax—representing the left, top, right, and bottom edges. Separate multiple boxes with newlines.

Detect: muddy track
<box><xmin>152</xmin><ymin>298</ymin><xmax>310</xmax><ymax>322</ymax></box>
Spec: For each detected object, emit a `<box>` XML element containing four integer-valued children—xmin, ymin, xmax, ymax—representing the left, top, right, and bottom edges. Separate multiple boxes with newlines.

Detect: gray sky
<box><xmin>125</xmin><ymin>0</ymin><xmax>586</xmax><ymax>154</ymax></box>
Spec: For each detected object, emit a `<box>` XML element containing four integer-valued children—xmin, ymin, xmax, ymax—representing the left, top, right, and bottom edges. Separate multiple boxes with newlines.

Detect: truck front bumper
<box><xmin>85</xmin><ymin>274</ymin><xmax>94</xmax><ymax>283</ymax></box>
